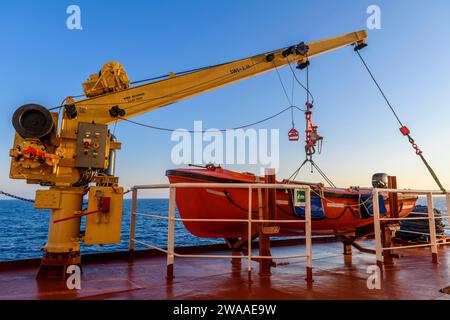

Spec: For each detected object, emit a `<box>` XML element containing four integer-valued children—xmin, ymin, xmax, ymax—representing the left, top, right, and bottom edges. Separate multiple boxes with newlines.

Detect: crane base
<box><xmin>36</xmin><ymin>251</ymin><xmax>81</xmax><ymax>280</ymax></box>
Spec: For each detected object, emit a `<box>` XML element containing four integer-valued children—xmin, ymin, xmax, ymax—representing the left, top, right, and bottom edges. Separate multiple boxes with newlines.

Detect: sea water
<box><xmin>0</xmin><ymin>199</ymin><xmax>224</xmax><ymax>262</ymax></box>
<box><xmin>0</xmin><ymin>197</ymin><xmax>448</xmax><ymax>262</ymax></box>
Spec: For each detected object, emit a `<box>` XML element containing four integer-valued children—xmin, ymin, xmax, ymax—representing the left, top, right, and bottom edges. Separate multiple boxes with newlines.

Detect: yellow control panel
<box><xmin>75</xmin><ymin>122</ymin><xmax>109</xmax><ymax>169</ymax></box>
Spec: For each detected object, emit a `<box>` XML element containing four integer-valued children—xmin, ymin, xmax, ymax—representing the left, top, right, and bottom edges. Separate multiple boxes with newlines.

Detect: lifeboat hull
<box><xmin>166</xmin><ymin>168</ymin><xmax>418</xmax><ymax>238</ymax></box>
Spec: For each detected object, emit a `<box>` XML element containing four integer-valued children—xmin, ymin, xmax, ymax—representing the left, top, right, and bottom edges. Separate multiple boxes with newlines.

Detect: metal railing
<box><xmin>372</xmin><ymin>188</ymin><xmax>450</xmax><ymax>267</ymax></box>
<box><xmin>128</xmin><ymin>183</ymin><xmax>313</xmax><ymax>280</ymax></box>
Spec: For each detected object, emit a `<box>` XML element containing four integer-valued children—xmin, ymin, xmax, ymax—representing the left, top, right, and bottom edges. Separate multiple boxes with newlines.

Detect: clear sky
<box><xmin>1</xmin><ymin>0</ymin><xmax>450</xmax><ymax>198</ymax></box>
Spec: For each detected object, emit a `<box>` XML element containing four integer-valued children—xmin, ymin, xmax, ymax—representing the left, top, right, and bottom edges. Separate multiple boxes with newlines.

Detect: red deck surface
<box><xmin>0</xmin><ymin>239</ymin><xmax>449</xmax><ymax>300</ymax></box>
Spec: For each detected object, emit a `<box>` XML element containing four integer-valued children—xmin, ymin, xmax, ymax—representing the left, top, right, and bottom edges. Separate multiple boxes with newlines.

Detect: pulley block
<box><xmin>12</xmin><ymin>104</ymin><xmax>53</xmax><ymax>139</ymax></box>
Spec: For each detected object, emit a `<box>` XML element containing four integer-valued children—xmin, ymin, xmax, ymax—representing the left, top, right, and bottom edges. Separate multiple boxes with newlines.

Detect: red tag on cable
<box><xmin>288</xmin><ymin>128</ymin><xmax>300</xmax><ymax>141</ymax></box>
<box><xmin>400</xmin><ymin>126</ymin><xmax>410</xmax><ymax>136</ymax></box>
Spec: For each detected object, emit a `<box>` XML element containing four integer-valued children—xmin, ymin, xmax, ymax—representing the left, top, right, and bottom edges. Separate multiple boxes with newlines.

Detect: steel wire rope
<box><xmin>119</xmin><ymin>105</ymin><xmax>306</xmax><ymax>133</ymax></box>
<box><xmin>355</xmin><ymin>49</ymin><xmax>446</xmax><ymax>192</ymax></box>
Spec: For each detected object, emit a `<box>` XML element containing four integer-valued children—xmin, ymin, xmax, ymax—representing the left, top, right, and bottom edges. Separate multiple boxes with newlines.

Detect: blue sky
<box><xmin>1</xmin><ymin>0</ymin><xmax>450</xmax><ymax>198</ymax></box>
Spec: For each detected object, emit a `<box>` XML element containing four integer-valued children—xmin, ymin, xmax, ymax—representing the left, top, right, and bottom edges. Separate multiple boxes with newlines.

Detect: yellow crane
<box><xmin>9</xmin><ymin>30</ymin><xmax>367</xmax><ymax>278</ymax></box>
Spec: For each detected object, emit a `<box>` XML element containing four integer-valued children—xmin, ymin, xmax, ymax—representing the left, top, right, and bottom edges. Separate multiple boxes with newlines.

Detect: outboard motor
<box><xmin>372</xmin><ymin>173</ymin><xmax>388</xmax><ymax>188</ymax></box>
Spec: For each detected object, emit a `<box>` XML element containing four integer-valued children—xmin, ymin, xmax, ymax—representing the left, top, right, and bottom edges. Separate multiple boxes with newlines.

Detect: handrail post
<box><xmin>427</xmin><ymin>193</ymin><xmax>439</xmax><ymax>263</ymax></box>
<box><xmin>373</xmin><ymin>188</ymin><xmax>383</xmax><ymax>270</ymax></box>
<box><xmin>446</xmin><ymin>193</ymin><xmax>450</xmax><ymax>228</ymax></box>
<box><xmin>258</xmin><ymin>168</ymin><xmax>275</xmax><ymax>276</ymax></box>
<box><xmin>383</xmin><ymin>176</ymin><xmax>398</xmax><ymax>265</ymax></box>
<box><xmin>129</xmin><ymin>188</ymin><xmax>137</xmax><ymax>257</ymax></box>
<box><xmin>305</xmin><ymin>187</ymin><xmax>313</xmax><ymax>284</ymax></box>
<box><xmin>247</xmin><ymin>186</ymin><xmax>252</xmax><ymax>274</ymax></box>
<box><xmin>167</xmin><ymin>187</ymin><xmax>176</xmax><ymax>279</ymax></box>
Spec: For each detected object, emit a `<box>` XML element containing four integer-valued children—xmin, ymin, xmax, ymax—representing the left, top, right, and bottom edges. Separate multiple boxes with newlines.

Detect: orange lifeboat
<box><xmin>166</xmin><ymin>167</ymin><xmax>418</xmax><ymax>238</ymax></box>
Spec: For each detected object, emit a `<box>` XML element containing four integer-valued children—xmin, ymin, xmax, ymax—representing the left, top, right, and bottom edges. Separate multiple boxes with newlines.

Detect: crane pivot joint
<box><xmin>295</xmin><ymin>42</ymin><xmax>309</xmax><ymax>56</ymax></box>
<box><xmin>265</xmin><ymin>53</ymin><xmax>275</xmax><ymax>62</ymax></box>
<box><xmin>282</xmin><ymin>46</ymin><xmax>297</xmax><ymax>58</ymax></box>
<box><xmin>354</xmin><ymin>43</ymin><xmax>368</xmax><ymax>51</ymax></box>
<box><xmin>64</xmin><ymin>104</ymin><xmax>78</xmax><ymax>120</ymax></box>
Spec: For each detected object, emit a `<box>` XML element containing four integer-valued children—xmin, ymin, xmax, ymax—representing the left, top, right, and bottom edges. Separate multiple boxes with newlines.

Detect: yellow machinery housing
<box><xmin>84</xmin><ymin>186</ymin><xmax>124</xmax><ymax>245</ymax></box>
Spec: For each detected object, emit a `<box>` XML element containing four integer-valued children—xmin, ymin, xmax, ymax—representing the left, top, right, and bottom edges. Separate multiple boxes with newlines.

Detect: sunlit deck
<box><xmin>0</xmin><ymin>238</ymin><xmax>449</xmax><ymax>300</ymax></box>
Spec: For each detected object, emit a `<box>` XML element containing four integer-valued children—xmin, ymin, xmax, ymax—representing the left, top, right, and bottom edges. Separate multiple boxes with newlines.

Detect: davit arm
<box><xmin>7</xmin><ymin>30</ymin><xmax>367</xmax><ymax>278</ymax></box>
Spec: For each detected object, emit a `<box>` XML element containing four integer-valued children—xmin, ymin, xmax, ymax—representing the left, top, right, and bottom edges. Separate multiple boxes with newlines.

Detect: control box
<box><xmin>75</xmin><ymin>122</ymin><xmax>108</xmax><ymax>169</ymax></box>
<box><xmin>84</xmin><ymin>186</ymin><xmax>123</xmax><ymax>245</ymax></box>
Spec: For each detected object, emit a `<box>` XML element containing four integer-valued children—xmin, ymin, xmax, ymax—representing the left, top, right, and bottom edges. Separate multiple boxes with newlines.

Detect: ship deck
<box><xmin>0</xmin><ymin>238</ymin><xmax>449</xmax><ymax>300</ymax></box>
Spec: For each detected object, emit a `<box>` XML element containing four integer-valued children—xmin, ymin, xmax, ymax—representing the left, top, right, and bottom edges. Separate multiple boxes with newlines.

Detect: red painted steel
<box><xmin>0</xmin><ymin>239</ymin><xmax>449</xmax><ymax>300</ymax></box>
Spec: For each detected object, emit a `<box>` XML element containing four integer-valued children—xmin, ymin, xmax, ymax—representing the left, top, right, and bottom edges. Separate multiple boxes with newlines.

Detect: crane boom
<box><xmin>74</xmin><ymin>30</ymin><xmax>367</xmax><ymax>124</ymax></box>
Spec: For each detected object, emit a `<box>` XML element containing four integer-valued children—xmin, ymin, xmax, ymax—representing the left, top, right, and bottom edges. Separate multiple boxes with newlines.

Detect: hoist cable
<box><xmin>48</xmin><ymin>95</ymin><xmax>85</xmax><ymax>111</ymax></box>
<box><xmin>291</xmin><ymin>106</ymin><xmax>295</xmax><ymax>128</ymax></box>
<box><xmin>287</xmin><ymin>158</ymin><xmax>308</xmax><ymax>182</ymax></box>
<box><xmin>286</xmin><ymin>158</ymin><xmax>336</xmax><ymax>188</ymax></box>
<box><xmin>355</xmin><ymin>50</ymin><xmax>403</xmax><ymax>127</ymax></box>
<box><xmin>355</xmin><ymin>49</ymin><xmax>446</xmax><ymax>192</ymax></box>
<box><xmin>272</xmin><ymin>61</ymin><xmax>293</xmax><ymax>106</ymax></box>
<box><xmin>306</xmin><ymin>54</ymin><xmax>310</xmax><ymax>103</ymax></box>
<box><xmin>273</xmin><ymin>58</ymin><xmax>317</xmax><ymax>129</ymax></box>
<box><xmin>50</xmin><ymin>57</ymin><xmax>314</xmax><ymax>115</ymax></box>
<box><xmin>418</xmin><ymin>153</ymin><xmax>446</xmax><ymax>192</ymax></box>
<box><xmin>285</xmin><ymin>54</ymin><xmax>336</xmax><ymax>188</ymax></box>
<box><xmin>119</xmin><ymin>105</ymin><xmax>306</xmax><ymax>133</ymax></box>
<box><xmin>290</xmin><ymin>65</ymin><xmax>296</xmax><ymax>128</ymax></box>
<box><xmin>47</xmin><ymin>61</ymin><xmax>264</xmax><ymax>110</ymax></box>
<box><xmin>311</xmin><ymin>160</ymin><xmax>336</xmax><ymax>188</ymax></box>
<box><xmin>130</xmin><ymin>61</ymin><xmax>233</xmax><ymax>85</ymax></box>
<box><xmin>291</xmin><ymin>71</ymin><xmax>295</xmax><ymax>107</ymax></box>
<box><xmin>286</xmin><ymin>58</ymin><xmax>315</xmax><ymax>104</ymax></box>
